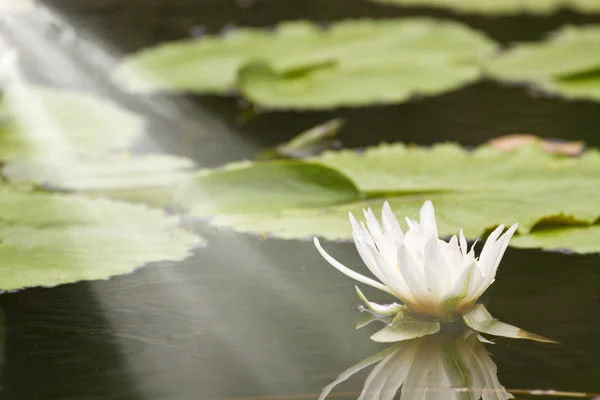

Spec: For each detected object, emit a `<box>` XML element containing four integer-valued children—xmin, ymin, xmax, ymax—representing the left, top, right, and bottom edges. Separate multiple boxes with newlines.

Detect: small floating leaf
<box><xmin>462</xmin><ymin>304</ymin><xmax>557</xmax><ymax>343</ymax></box>
<box><xmin>115</xmin><ymin>19</ymin><xmax>497</xmax><ymax>108</ymax></box>
<box><xmin>0</xmin><ymin>185</ymin><xmax>201</xmax><ymax>291</ymax></box>
<box><xmin>488</xmin><ymin>25</ymin><xmax>600</xmax><ymax>102</ymax></box>
<box><xmin>369</xmin><ymin>0</ymin><xmax>600</xmax><ymax>15</ymax></box>
<box><xmin>257</xmin><ymin>118</ymin><xmax>344</xmax><ymax>160</ymax></box>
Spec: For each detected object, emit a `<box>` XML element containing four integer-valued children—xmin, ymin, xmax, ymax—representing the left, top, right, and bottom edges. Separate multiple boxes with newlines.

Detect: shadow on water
<box><xmin>1</xmin><ymin>0</ymin><xmax>600</xmax><ymax>398</ymax></box>
<box><xmin>0</xmin><ymin>286</ymin><xmax>144</xmax><ymax>399</ymax></box>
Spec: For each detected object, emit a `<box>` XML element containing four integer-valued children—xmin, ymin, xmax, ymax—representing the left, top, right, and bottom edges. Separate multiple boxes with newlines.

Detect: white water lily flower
<box><xmin>314</xmin><ymin>201</ymin><xmax>557</xmax><ymax>343</ymax></box>
<box><xmin>314</xmin><ymin>200</ymin><xmax>518</xmax><ymax>319</ymax></box>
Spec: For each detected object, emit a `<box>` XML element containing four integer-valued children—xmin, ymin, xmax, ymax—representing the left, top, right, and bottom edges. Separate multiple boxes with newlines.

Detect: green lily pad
<box><xmin>175</xmin><ymin>160</ymin><xmax>362</xmax><ymax>217</ymax></box>
<box><xmin>488</xmin><ymin>25</ymin><xmax>600</xmax><ymax>102</ymax></box>
<box><xmin>0</xmin><ymin>184</ymin><xmax>201</xmax><ymax>291</ymax></box>
<box><xmin>0</xmin><ymin>85</ymin><xmax>194</xmax><ymax>199</ymax></box>
<box><xmin>511</xmin><ymin>225</ymin><xmax>600</xmax><ymax>253</ymax></box>
<box><xmin>369</xmin><ymin>0</ymin><xmax>600</xmax><ymax>15</ymax></box>
<box><xmin>175</xmin><ymin>142</ymin><xmax>600</xmax><ymax>252</ymax></box>
<box><xmin>114</xmin><ymin>19</ymin><xmax>497</xmax><ymax>108</ymax></box>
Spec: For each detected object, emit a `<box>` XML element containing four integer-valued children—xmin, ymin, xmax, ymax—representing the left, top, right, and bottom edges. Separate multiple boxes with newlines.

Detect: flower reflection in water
<box><xmin>320</xmin><ymin>327</ymin><xmax>513</xmax><ymax>400</ymax></box>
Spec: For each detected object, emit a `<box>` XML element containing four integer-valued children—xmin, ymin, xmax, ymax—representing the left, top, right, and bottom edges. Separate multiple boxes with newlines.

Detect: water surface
<box><xmin>1</xmin><ymin>1</ymin><xmax>600</xmax><ymax>399</ymax></box>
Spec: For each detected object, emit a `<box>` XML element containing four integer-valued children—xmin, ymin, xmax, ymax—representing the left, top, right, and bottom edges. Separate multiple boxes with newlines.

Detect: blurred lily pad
<box><xmin>369</xmin><ymin>0</ymin><xmax>600</xmax><ymax>14</ymax></box>
<box><xmin>488</xmin><ymin>25</ymin><xmax>600</xmax><ymax>102</ymax></box>
<box><xmin>0</xmin><ymin>184</ymin><xmax>201</xmax><ymax>291</ymax></box>
<box><xmin>175</xmin><ymin>141</ymin><xmax>600</xmax><ymax>253</ymax></box>
<box><xmin>114</xmin><ymin>19</ymin><xmax>497</xmax><ymax>109</ymax></box>
<box><xmin>0</xmin><ymin>85</ymin><xmax>194</xmax><ymax>200</ymax></box>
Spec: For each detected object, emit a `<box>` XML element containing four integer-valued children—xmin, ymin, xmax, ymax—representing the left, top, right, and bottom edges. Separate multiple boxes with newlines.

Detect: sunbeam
<box><xmin>1</xmin><ymin>3</ymin><xmax>339</xmax><ymax>398</ymax></box>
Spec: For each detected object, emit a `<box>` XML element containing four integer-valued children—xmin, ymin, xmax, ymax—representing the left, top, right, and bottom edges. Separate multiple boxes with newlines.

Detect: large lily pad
<box><xmin>175</xmin><ymin>142</ymin><xmax>600</xmax><ymax>252</ymax></box>
<box><xmin>369</xmin><ymin>0</ymin><xmax>600</xmax><ymax>15</ymax></box>
<box><xmin>0</xmin><ymin>184</ymin><xmax>201</xmax><ymax>291</ymax></box>
<box><xmin>0</xmin><ymin>85</ymin><xmax>194</xmax><ymax>198</ymax></box>
<box><xmin>114</xmin><ymin>19</ymin><xmax>497</xmax><ymax>109</ymax></box>
<box><xmin>488</xmin><ymin>25</ymin><xmax>600</xmax><ymax>102</ymax></box>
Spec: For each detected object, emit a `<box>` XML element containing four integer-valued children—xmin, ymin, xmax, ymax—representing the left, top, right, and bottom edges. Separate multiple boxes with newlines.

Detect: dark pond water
<box><xmin>1</xmin><ymin>0</ymin><xmax>600</xmax><ymax>399</ymax></box>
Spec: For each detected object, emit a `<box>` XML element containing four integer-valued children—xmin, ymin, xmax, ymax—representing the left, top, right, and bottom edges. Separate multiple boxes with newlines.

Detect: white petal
<box><xmin>365</xmin><ymin>243</ymin><xmax>416</xmax><ymax>304</ymax></box>
<box><xmin>364</xmin><ymin>207</ymin><xmax>396</xmax><ymax>263</ymax></box>
<box><xmin>356</xmin><ymin>312</ymin><xmax>393</xmax><ymax>330</ymax></box>
<box><xmin>492</xmin><ymin>223</ymin><xmax>518</xmax><ymax>271</ymax></box>
<box><xmin>353</xmin><ymin>231</ymin><xmax>387</xmax><ymax>283</ymax></box>
<box><xmin>477</xmin><ymin>335</ymin><xmax>495</xmax><ymax>344</ymax></box>
<box><xmin>349</xmin><ymin>212</ymin><xmax>363</xmax><ymax>237</ymax></box>
<box><xmin>442</xmin><ymin>235</ymin><xmax>463</xmax><ymax>281</ymax></box>
<box><xmin>459</xmin><ymin>229</ymin><xmax>468</xmax><ymax>255</ymax></box>
<box><xmin>397</xmin><ymin>242</ymin><xmax>431</xmax><ymax>302</ymax></box>
<box><xmin>422</xmin><ymin>236</ymin><xmax>450</xmax><ymax>297</ymax></box>
<box><xmin>359</xmin><ymin>221</ymin><xmax>376</xmax><ymax>248</ymax></box>
<box><xmin>355</xmin><ymin>286</ymin><xmax>403</xmax><ymax>316</ymax></box>
<box><xmin>475</xmin><ymin>223</ymin><xmax>518</xmax><ymax>298</ymax></box>
<box><xmin>402</xmin><ymin>227</ymin><xmax>426</xmax><ymax>265</ymax></box>
<box><xmin>419</xmin><ymin>200</ymin><xmax>438</xmax><ymax>239</ymax></box>
<box><xmin>445</xmin><ymin>260</ymin><xmax>484</xmax><ymax>304</ymax></box>
<box><xmin>381</xmin><ymin>201</ymin><xmax>404</xmax><ymax>242</ymax></box>
<box><xmin>314</xmin><ymin>238</ymin><xmax>396</xmax><ymax>296</ymax></box>
<box><xmin>478</xmin><ymin>225</ymin><xmax>505</xmax><ymax>274</ymax></box>
<box><xmin>364</xmin><ymin>208</ymin><xmax>385</xmax><ymax>248</ymax></box>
